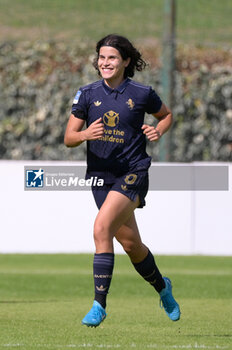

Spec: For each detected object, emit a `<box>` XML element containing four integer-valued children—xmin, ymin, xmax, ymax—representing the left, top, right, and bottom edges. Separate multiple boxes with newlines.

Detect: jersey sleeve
<box><xmin>145</xmin><ymin>88</ymin><xmax>162</xmax><ymax>114</ymax></box>
<box><xmin>71</xmin><ymin>88</ymin><xmax>87</xmax><ymax>120</ymax></box>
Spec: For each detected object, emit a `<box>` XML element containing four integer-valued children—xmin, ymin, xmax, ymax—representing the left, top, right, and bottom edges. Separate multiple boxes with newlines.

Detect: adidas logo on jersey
<box><xmin>94</xmin><ymin>101</ymin><xmax>102</xmax><ymax>106</ymax></box>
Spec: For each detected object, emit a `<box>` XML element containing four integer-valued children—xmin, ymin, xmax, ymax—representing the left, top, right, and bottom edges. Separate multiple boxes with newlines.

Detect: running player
<box><xmin>64</xmin><ymin>34</ymin><xmax>180</xmax><ymax>327</ymax></box>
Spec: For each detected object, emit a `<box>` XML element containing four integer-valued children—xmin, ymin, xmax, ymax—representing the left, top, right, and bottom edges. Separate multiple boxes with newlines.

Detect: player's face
<box><xmin>98</xmin><ymin>46</ymin><xmax>130</xmax><ymax>86</ymax></box>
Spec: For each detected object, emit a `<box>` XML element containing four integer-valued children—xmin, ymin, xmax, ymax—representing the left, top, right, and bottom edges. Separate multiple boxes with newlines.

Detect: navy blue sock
<box><xmin>93</xmin><ymin>253</ymin><xmax>114</xmax><ymax>309</ymax></box>
<box><xmin>133</xmin><ymin>250</ymin><xmax>165</xmax><ymax>293</ymax></box>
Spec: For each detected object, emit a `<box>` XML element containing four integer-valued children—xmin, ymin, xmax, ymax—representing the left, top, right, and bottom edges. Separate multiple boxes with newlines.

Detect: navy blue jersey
<box><xmin>71</xmin><ymin>78</ymin><xmax>162</xmax><ymax>182</ymax></box>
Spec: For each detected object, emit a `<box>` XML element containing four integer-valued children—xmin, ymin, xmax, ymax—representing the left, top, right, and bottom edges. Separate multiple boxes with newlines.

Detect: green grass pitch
<box><xmin>0</xmin><ymin>0</ymin><xmax>232</xmax><ymax>45</ymax></box>
<box><xmin>0</xmin><ymin>254</ymin><xmax>231</xmax><ymax>350</ymax></box>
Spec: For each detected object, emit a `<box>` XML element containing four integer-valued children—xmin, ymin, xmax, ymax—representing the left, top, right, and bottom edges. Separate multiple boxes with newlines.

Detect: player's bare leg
<box><xmin>115</xmin><ymin>213</ymin><xmax>165</xmax><ymax>292</ymax></box>
<box><xmin>115</xmin><ymin>211</ymin><xmax>181</xmax><ymax>321</ymax></box>
<box><xmin>93</xmin><ymin>190</ymin><xmax>140</xmax><ymax>253</ymax></box>
<box><xmin>115</xmin><ymin>212</ymin><xmax>148</xmax><ymax>262</ymax></box>
<box><xmin>82</xmin><ymin>191</ymin><xmax>180</xmax><ymax>326</ymax></box>
<box><xmin>82</xmin><ymin>191</ymin><xmax>140</xmax><ymax>327</ymax></box>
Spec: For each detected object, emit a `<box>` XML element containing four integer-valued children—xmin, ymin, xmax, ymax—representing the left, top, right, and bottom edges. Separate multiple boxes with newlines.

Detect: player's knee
<box><xmin>120</xmin><ymin>239</ymin><xmax>137</xmax><ymax>255</ymax></box>
<box><xmin>93</xmin><ymin>220</ymin><xmax>109</xmax><ymax>243</ymax></box>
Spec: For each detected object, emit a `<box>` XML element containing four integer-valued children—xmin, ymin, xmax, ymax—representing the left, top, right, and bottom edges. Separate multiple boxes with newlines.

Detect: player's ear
<box><xmin>124</xmin><ymin>57</ymin><xmax>131</xmax><ymax>67</ymax></box>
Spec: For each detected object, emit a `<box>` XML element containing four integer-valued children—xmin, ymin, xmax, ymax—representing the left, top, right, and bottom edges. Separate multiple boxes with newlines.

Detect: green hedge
<box><xmin>0</xmin><ymin>41</ymin><xmax>231</xmax><ymax>161</ymax></box>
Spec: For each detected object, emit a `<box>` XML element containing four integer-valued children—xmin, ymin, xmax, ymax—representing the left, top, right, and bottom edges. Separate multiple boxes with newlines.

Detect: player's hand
<box><xmin>83</xmin><ymin>118</ymin><xmax>104</xmax><ymax>140</ymax></box>
<box><xmin>141</xmin><ymin>124</ymin><xmax>161</xmax><ymax>141</ymax></box>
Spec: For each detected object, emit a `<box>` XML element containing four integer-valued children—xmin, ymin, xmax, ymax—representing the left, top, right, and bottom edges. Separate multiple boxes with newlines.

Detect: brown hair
<box><xmin>93</xmin><ymin>34</ymin><xmax>147</xmax><ymax>78</ymax></box>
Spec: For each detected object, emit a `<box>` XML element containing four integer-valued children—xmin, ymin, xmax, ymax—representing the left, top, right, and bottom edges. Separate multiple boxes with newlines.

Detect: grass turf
<box><xmin>0</xmin><ymin>0</ymin><xmax>232</xmax><ymax>45</ymax></box>
<box><xmin>0</xmin><ymin>254</ymin><xmax>231</xmax><ymax>349</ymax></box>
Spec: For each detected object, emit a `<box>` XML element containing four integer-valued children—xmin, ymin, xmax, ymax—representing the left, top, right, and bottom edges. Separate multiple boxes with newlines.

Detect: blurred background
<box><xmin>0</xmin><ymin>0</ymin><xmax>231</xmax><ymax>162</ymax></box>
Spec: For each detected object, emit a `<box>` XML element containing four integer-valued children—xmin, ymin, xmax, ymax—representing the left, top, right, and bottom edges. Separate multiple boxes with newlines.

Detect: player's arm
<box><xmin>64</xmin><ymin>114</ymin><xmax>104</xmax><ymax>147</ymax></box>
<box><xmin>142</xmin><ymin>103</ymin><xmax>173</xmax><ymax>142</ymax></box>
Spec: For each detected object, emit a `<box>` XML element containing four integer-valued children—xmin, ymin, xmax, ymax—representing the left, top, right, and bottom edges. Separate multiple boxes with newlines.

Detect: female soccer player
<box><xmin>64</xmin><ymin>34</ymin><xmax>180</xmax><ymax>327</ymax></box>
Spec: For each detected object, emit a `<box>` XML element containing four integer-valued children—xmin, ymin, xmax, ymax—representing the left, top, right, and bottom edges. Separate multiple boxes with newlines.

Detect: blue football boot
<box><xmin>82</xmin><ymin>300</ymin><xmax>106</xmax><ymax>327</ymax></box>
<box><xmin>159</xmin><ymin>277</ymin><xmax>180</xmax><ymax>321</ymax></box>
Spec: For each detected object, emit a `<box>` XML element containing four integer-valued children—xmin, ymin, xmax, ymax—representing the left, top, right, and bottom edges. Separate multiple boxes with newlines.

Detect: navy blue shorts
<box><xmin>92</xmin><ymin>171</ymin><xmax>149</xmax><ymax>210</ymax></box>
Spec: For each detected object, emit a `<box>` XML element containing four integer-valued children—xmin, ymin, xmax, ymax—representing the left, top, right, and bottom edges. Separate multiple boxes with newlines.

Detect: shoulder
<box><xmin>127</xmin><ymin>80</ymin><xmax>153</xmax><ymax>100</ymax></box>
<box><xmin>127</xmin><ymin>79</ymin><xmax>151</xmax><ymax>92</ymax></box>
<box><xmin>126</xmin><ymin>80</ymin><xmax>154</xmax><ymax>102</ymax></box>
<box><xmin>128</xmin><ymin>79</ymin><xmax>161</xmax><ymax>100</ymax></box>
<box><xmin>79</xmin><ymin>80</ymin><xmax>102</xmax><ymax>93</ymax></box>
<box><xmin>127</xmin><ymin>80</ymin><xmax>162</xmax><ymax>113</ymax></box>
<box><xmin>73</xmin><ymin>80</ymin><xmax>102</xmax><ymax>104</ymax></box>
